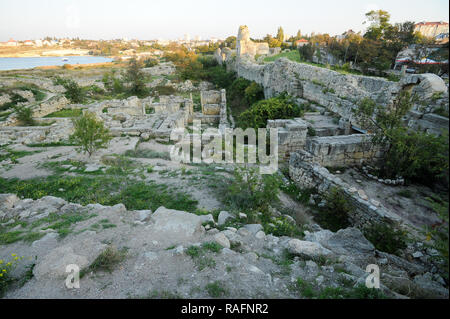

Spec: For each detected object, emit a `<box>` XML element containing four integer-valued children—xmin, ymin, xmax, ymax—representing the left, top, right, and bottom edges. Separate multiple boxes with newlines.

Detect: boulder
<box><xmin>243</xmin><ymin>224</ymin><xmax>263</xmax><ymax>235</ymax></box>
<box><xmin>412</xmin><ymin>273</ymin><xmax>449</xmax><ymax>299</ymax></box>
<box><xmin>287</xmin><ymin>239</ymin><xmax>333</xmax><ymax>260</ymax></box>
<box><xmin>148</xmin><ymin>207</ymin><xmax>205</xmax><ymax>244</ymax></box>
<box><xmin>0</xmin><ymin>194</ymin><xmax>20</xmax><ymax>210</ymax></box>
<box><xmin>214</xmin><ymin>232</ymin><xmax>231</xmax><ymax>249</ymax></box>
<box><xmin>31</xmin><ymin>232</ymin><xmax>59</xmax><ymax>251</ymax></box>
<box><xmin>218</xmin><ymin>211</ymin><xmax>233</xmax><ymax>226</ymax></box>
<box><xmin>323</xmin><ymin>228</ymin><xmax>375</xmax><ymax>258</ymax></box>
<box><xmin>32</xmin><ymin>196</ymin><xmax>68</xmax><ymax>214</ymax></box>
<box><xmin>33</xmin><ymin>246</ymin><xmax>89</xmax><ymax>280</ymax></box>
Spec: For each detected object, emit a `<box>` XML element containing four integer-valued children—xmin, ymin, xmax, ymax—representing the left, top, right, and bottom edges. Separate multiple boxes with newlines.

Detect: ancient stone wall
<box><xmin>237</xmin><ymin>26</ymin><xmax>270</xmax><ymax>59</ymax></box>
<box><xmin>289</xmin><ymin>151</ymin><xmax>401</xmax><ymax>228</ymax></box>
<box><xmin>199</xmin><ymin>89</ymin><xmax>228</xmax><ymax>130</ymax></box>
<box><xmin>267</xmin><ymin>118</ymin><xmax>308</xmax><ymax>160</ymax></box>
<box><xmin>0</xmin><ymin>120</ymin><xmax>73</xmax><ymax>145</ymax></box>
<box><xmin>106</xmin><ymin>96</ymin><xmax>145</xmax><ymax>116</ymax></box>
<box><xmin>305</xmin><ymin>134</ymin><xmax>384</xmax><ymax>167</ymax></box>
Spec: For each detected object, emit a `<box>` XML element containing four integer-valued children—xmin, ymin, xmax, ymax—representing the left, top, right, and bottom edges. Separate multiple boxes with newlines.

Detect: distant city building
<box><xmin>296</xmin><ymin>39</ymin><xmax>309</xmax><ymax>47</ymax></box>
<box><xmin>23</xmin><ymin>40</ymin><xmax>34</xmax><ymax>46</ymax></box>
<box><xmin>415</xmin><ymin>21</ymin><xmax>449</xmax><ymax>38</ymax></box>
<box><xmin>6</xmin><ymin>38</ymin><xmax>18</xmax><ymax>46</ymax></box>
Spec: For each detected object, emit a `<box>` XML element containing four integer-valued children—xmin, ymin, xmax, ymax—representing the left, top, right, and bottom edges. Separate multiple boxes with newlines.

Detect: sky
<box><xmin>0</xmin><ymin>0</ymin><xmax>449</xmax><ymax>41</ymax></box>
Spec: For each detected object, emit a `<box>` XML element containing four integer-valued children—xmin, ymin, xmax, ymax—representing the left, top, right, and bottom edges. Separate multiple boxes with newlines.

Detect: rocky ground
<box><xmin>0</xmin><ymin>193</ymin><xmax>448</xmax><ymax>299</ymax></box>
<box><xmin>1</xmin><ymin>62</ymin><xmax>448</xmax><ymax>300</ymax></box>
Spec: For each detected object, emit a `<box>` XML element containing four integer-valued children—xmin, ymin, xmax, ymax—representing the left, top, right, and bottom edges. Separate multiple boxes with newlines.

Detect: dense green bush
<box><xmin>102</xmin><ymin>71</ymin><xmax>125</xmax><ymax>95</ymax></box>
<box><xmin>224</xmin><ymin>166</ymin><xmax>282</xmax><ymax>212</ymax></box>
<box><xmin>363</xmin><ymin>223</ymin><xmax>408</xmax><ymax>255</ymax></box>
<box><xmin>0</xmin><ymin>93</ymin><xmax>27</xmax><ymax>112</ymax></box>
<box><xmin>123</xmin><ymin>58</ymin><xmax>148</xmax><ymax>97</ymax></box>
<box><xmin>54</xmin><ymin>77</ymin><xmax>85</xmax><ymax>103</ymax></box>
<box><xmin>228</xmin><ymin>77</ymin><xmax>252</xmax><ymax>108</ymax></box>
<box><xmin>144</xmin><ymin>58</ymin><xmax>159</xmax><ymax>68</ymax></box>
<box><xmin>71</xmin><ymin>112</ymin><xmax>112</xmax><ymax>157</ymax></box>
<box><xmin>314</xmin><ymin>187</ymin><xmax>352</xmax><ymax>232</ymax></box>
<box><xmin>237</xmin><ymin>93</ymin><xmax>304</xmax><ymax>129</ymax></box>
<box><xmin>244</xmin><ymin>82</ymin><xmax>265</xmax><ymax>106</ymax></box>
<box><xmin>203</xmin><ymin>65</ymin><xmax>236</xmax><ymax>89</ymax></box>
<box><xmin>152</xmin><ymin>85</ymin><xmax>176</xmax><ymax>96</ymax></box>
<box><xmin>14</xmin><ymin>105</ymin><xmax>35</xmax><ymax>126</ymax></box>
<box><xmin>354</xmin><ymin>92</ymin><xmax>449</xmax><ymax>187</ymax></box>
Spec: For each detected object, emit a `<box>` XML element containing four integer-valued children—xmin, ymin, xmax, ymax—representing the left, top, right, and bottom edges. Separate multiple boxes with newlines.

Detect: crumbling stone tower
<box><xmin>236</xmin><ymin>25</ymin><xmax>270</xmax><ymax>58</ymax></box>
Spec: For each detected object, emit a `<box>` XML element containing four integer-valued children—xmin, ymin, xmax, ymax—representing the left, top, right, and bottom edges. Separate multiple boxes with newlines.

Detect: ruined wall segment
<box><xmin>236</xmin><ymin>26</ymin><xmax>270</xmax><ymax>59</ymax></box>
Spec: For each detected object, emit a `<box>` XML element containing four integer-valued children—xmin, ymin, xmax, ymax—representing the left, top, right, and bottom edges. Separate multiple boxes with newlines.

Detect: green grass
<box><xmin>26</xmin><ymin>141</ymin><xmax>79</xmax><ymax>147</ymax></box>
<box><xmin>205</xmin><ymin>281</ymin><xmax>228</xmax><ymax>298</ymax></box>
<box><xmin>397</xmin><ymin>189</ymin><xmax>413</xmax><ymax>198</ymax></box>
<box><xmin>144</xmin><ymin>290</ymin><xmax>182</xmax><ymax>299</ymax></box>
<box><xmin>80</xmin><ymin>246</ymin><xmax>126</xmax><ymax>277</ymax></box>
<box><xmin>295</xmin><ymin>277</ymin><xmax>386</xmax><ymax>299</ymax></box>
<box><xmin>0</xmin><ymin>231</ymin><xmax>23</xmax><ymax>245</ymax></box>
<box><xmin>0</xmin><ymin>175</ymin><xmax>198</xmax><ymax>213</ymax></box>
<box><xmin>264</xmin><ymin>50</ymin><xmax>301</xmax><ymax>63</ymax></box>
<box><xmin>44</xmin><ymin>108</ymin><xmax>83</xmax><ymax>118</ymax></box>
<box><xmin>0</xmin><ymin>147</ymin><xmax>40</xmax><ymax>163</ymax></box>
<box><xmin>186</xmin><ymin>243</ymin><xmax>221</xmax><ymax>270</ymax></box>
<box><xmin>124</xmin><ymin>149</ymin><xmax>171</xmax><ymax>161</ymax></box>
<box><xmin>201</xmin><ymin>242</ymin><xmax>223</xmax><ymax>253</ymax></box>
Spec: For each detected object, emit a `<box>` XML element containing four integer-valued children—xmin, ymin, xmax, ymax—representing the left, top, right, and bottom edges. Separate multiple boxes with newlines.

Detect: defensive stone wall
<box><xmin>267</xmin><ymin>118</ymin><xmax>308</xmax><ymax>160</ymax></box>
<box><xmin>305</xmin><ymin>134</ymin><xmax>384</xmax><ymax>167</ymax></box>
<box><xmin>289</xmin><ymin>151</ymin><xmax>401</xmax><ymax>228</ymax></box>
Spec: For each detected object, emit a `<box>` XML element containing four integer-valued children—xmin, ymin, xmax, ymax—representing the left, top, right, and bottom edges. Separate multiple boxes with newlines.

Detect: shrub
<box><xmin>244</xmin><ymin>82</ymin><xmax>265</xmax><ymax>106</ymax></box>
<box><xmin>71</xmin><ymin>112</ymin><xmax>112</xmax><ymax>157</ymax></box>
<box><xmin>81</xmin><ymin>246</ymin><xmax>126</xmax><ymax>277</ymax></box>
<box><xmin>363</xmin><ymin>223</ymin><xmax>408</xmax><ymax>255</ymax></box>
<box><xmin>14</xmin><ymin>105</ymin><xmax>35</xmax><ymax>126</ymax></box>
<box><xmin>228</xmin><ymin>77</ymin><xmax>251</xmax><ymax>106</ymax></box>
<box><xmin>205</xmin><ymin>281</ymin><xmax>227</xmax><ymax>298</ymax></box>
<box><xmin>152</xmin><ymin>85</ymin><xmax>176</xmax><ymax>96</ymax></box>
<box><xmin>123</xmin><ymin>58</ymin><xmax>148</xmax><ymax>97</ymax></box>
<box><xmin>314</xmin><ymin>187</ymin><xmax>352</xmax><ymax>232</ymax></box>
<box><xmin>224</xmin><ymin>166</ymin><xmax>282</xmax><ymax>212</ymax></box>
<box><xmin>354</xmin><ymin>92</ymin><xmax>449</xmax><ymax>186</ymax></box>
<box><xmin>264</xmin><ymin>216</ymin><xmax>302</xmax><ymax>237</ymax></box>
<box><xmin>0</xmin><ymin>253</ymin><xmax>24</xmax><ymax>297</ymax></box>
<box><xmin>203</xmin><ymin>66</ymin><xmax>236</xmax><ymax>89</ymax></box>
<box><xmin>238</xmin><ymin>93</ymin><xmax>304</xmax><ymax>129</ymax></box>
<box><xmin>144</xmin><ymin>58</ymin><xmax>159</xmax><ymax>68</ymax></box>
<box><xmin>424</xmin><ymin>195</ymin><xmax>449</xmax><ymax>282</ymax></box>
<box><xmin>307</xmin><ymin>127</ymin><xmax>316</xmax><ymax>137</ymax></box>
<box><xmin>54</xmin><ymin>77</ymin><xmax>85</xmax><ymax>103</ymax></box>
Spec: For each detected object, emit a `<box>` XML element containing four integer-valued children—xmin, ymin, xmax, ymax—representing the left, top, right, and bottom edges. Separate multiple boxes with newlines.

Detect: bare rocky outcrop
<box><xmin>0</xmin><ymin>194</ymin><xmax>447</xmax><ymax>299</ymax></box>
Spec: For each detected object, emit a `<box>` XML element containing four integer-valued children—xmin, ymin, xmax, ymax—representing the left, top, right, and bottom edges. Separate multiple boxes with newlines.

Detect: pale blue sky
<box><xmin>0</xmin><ymin>0</ymin><xmax>448</xmax><ymax>41</ymax></box>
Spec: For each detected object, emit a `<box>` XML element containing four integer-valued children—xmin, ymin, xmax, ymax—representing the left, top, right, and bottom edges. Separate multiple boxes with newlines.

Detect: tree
<box><xmin>223</xmin><ymin>36</ymin><xmax>236</xmax><ymax>49</ymax></box>
<box><xmin>353</xmin><ymin>91</ymin><xmax>449</xmax><ymax>185</ymax></box>
<box><xmin>123</xmin><ymin>58</ymin><xmax>147</xmax><ymax>97</ymax></box>
<box><xmin>71</xmin><ymin>112</ymin><xmax>112</xmax><ymax>157</ymax></box>
<box><xmin>298</xmin><ymin>44</ymin><xmax>314</xmax><ymax>62</ymax></box>
<box><xmin>364</xmin><ymin>10</ymin><xmax>392</xmax><ymax>41</ymax></box>
<box><xmin>263</xmin><ymin>34</ymin><xmax>282</xmax><ymax>48</ymax></box>
<box><xmin>276</xmin><ymin>26</ymin><xmax>285</xmax><ymax>43</ymax></box>
<box><xmin>54</xmin><ymin>77</ymin><xmax>85</xmax><ymax>103</ymax></box>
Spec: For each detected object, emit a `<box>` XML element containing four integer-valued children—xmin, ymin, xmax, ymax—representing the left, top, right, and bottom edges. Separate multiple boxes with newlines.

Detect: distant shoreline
<box><xmin>0</xmin><ymin>48</ymin><xmax>112</xmax><ymax>58</ymax></box>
